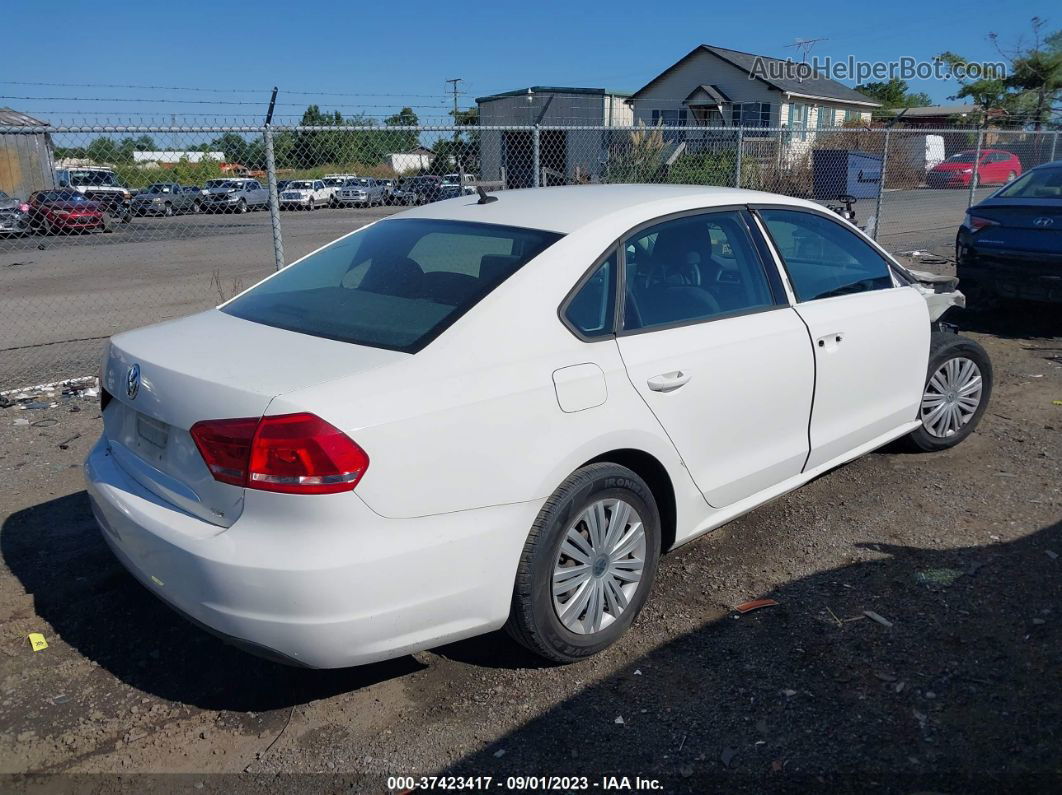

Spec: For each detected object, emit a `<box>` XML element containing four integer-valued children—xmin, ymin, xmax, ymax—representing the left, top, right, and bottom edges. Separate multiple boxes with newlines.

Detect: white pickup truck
<box><xmin>279</xmin><ymin>180</ymin><xmax>332</xmax><ymax>211</ymax></box>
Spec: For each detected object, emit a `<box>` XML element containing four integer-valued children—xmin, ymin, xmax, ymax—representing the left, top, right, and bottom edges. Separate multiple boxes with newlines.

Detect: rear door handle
<box><xmin>647</xmin><ymin>370</ymin><xmax>692</xmax><ymax>392</ymax></box>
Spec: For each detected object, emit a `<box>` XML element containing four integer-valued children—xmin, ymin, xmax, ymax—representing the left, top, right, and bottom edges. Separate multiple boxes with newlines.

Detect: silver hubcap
<box><xmin>552</xmin><ymin>498</ymin><xmax>646</xmax><ymax>635</ymax></box>
<box><xmin>921</xmin><ymin>356</ymin><xmax>982</xmax><ymax>438</ymax></box>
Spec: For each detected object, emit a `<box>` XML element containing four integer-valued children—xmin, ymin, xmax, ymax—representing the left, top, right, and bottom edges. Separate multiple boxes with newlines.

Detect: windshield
<box><xmin>995</xmin><ymin>166</ymin><xmax>1062</xmax><ymax>199</ymax></box>
<box><xmin>222</xmin><ymin>219</ymin><xmax>563</xmax><ymax>352</ymax></box>
<box><xmin>289</xmin><ymin>181</ymin><xmax>314</xmax><ymax>189</ymax></box>
<box><xmin>143</xmin><ymin>184</ymin><xmax>172</xmax><ymax>193</ymax></box>
<box><xmin>322</xmin><ymin>178</ymin><xmax>345</xmax><ymax>186</ymax></box>
<box><xmin>68</xmin><ymin>170</ymin><xmax>122</xmax><ymax>187</ymax></box>
<box><xmin>944</xmin><ymin>152</ymin><xmax>977</xmax><ymax>164</ymax></box>
<box><xmin>204</xmin><ymin>180</ymin><xmax>231</xmax><ymax>189</ymax></box>
<box><xmin>345</xmin><ymin>179</ymin><xmax>370</xmax><ymax>187</ymax></box>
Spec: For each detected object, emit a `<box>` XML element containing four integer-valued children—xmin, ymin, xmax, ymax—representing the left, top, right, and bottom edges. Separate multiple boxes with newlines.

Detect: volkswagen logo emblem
<box><xmin>126</xmin><ymin>364</ymin><xmax>141</xmax><ymax>400</ymax></box>
<box><xmin>1033</xmin><ymin>217</ymin><xmax>1055</xmax><ymax>227</ymax></box>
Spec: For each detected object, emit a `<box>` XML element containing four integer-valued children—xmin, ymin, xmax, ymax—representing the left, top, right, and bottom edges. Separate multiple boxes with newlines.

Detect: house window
<box><xmin>844</xmin><ymin>109</ymin><xmax>863</xmax><ymax>123</ymax></box>
<box><xmin>731</xmin><ymin>102</ymin><xmax>771</xmax><ymax>128</ymax></box>
<box><xmin>817</xmin><ymin>106</ymin><xmax>835</xmax><ymax>129</ymax></box>
<box><xmin>789</xmin><ymin>102</ymin><xmax>809</xmax><ymax>141</ymax></box>
<box><xmin>650</xmin><ymin>109</ymin><xmax>688</xmax><ymax>127</ymax></box>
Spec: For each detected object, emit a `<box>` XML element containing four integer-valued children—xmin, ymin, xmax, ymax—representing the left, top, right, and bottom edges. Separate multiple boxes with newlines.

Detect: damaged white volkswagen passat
<box><xmin>85</xmin><ymin>185</ymin><xmax>991</xmax><ymax>667</ymax></box>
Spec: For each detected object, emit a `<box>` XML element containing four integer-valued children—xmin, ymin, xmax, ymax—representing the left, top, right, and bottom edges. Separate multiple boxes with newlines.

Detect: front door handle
<box><xmin>647</xmin><ymin>370</ymin><xmax>692</xmax><ymax>393</ymax></box>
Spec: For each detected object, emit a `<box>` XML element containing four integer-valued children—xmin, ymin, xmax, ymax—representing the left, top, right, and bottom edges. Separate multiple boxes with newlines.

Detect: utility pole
<box><xmin>446</xmin><ymin>77</ymin><xmax>463</xmax><ymax>178</ymax></box>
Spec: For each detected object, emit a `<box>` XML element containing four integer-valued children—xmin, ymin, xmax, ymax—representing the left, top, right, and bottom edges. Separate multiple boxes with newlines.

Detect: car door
<box><xmin>755</xmin><ymin>207</ymin><xmax>929</xmax><ymax>471</ymax></box>
<box><xmin>615</xmin><ymin>209</ymin><xmax>815</xmax><ymax>508</ymax></box>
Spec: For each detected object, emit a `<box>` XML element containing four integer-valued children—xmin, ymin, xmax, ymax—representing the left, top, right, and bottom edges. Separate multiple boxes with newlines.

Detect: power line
<box><xmin>0</xmin><ymin>80</ymin><xmax>467</xmax><ymax>99</ymax></box>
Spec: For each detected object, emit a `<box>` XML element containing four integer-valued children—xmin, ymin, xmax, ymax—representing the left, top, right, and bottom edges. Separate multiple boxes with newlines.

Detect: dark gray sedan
<box><xmin>131</xmin><ymin>183</ymin><xmax>202</xmax><ymax>216</ymax></box>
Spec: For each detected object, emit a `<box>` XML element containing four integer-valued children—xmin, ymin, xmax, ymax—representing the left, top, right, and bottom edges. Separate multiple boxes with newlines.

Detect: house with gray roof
<box><xmin>626</xmin><ymin>45</ymin><xmax>880</xmax><ymax>150</ymax></box>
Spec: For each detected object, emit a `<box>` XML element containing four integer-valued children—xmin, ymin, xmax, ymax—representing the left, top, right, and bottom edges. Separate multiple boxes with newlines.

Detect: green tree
<box><xmin>997</xmin><ymin>17</ymin><xmax>1062</xmax><ymax>129</ymax></box>
<box><xmin>85</xmin><ymin>137</ymin><xmax>121</xmax><ymax>165</ymax></box>
<box><xmin>383</xmin><ymin>107</ymin><xmax>420</xmax><ymax>153</ymax></box>
<box><xmin>855</xmin><ymin>79</ymin><xmax>932</xmax><ymax>109</ymax></box>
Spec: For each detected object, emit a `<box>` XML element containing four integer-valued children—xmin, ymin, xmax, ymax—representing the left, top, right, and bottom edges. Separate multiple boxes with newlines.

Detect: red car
<box><xmin>927</xmin><ymin>149</ymin><xmax>1022</xmax><ymax>188</ymax></box>
<box><xmin>27</xmin><ymin>190</ymin><xmax>107</xmax><ymax>233</ymax></box>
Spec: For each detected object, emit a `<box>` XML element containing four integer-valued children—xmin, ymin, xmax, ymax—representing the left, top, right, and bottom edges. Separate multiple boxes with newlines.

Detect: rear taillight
<box><xmin>190</xmin><ymin>413</ymin><xmax>368</xmax><ymax>494</ymax></box>
<box><xmin>964</xmin><ymin>214</ymin><xmax>999</xmax><ymax>233</ymax></box>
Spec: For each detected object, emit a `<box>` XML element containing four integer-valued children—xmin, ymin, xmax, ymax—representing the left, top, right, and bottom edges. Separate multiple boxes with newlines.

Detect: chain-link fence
<box><xmin>1</xmin><ymin>121</ymin><xmax>1059</xmax><ymax>389</ymax></box>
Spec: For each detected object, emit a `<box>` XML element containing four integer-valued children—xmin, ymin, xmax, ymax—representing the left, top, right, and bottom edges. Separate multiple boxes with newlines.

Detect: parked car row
<box><xmin>2</xmin><ymin>164</ymin><xmax>483</xmax><ymax>235</ymax></box>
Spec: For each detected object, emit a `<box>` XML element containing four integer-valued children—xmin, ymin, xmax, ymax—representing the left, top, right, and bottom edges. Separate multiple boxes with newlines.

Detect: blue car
<box><xmin>956</xmin><ymin>161</ymin><xmax>1062</xmax><ymax>306</ymax></box>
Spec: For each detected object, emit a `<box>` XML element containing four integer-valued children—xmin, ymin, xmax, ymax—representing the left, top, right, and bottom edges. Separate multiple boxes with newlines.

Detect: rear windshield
<box><xmin>995</xmin><ymin>166</ymin><xmax>1062</xmax><ymax>199</ymax></box>
<box><xmin>222</xmin><ymin>219</ymin><xmax>563</xmax><ymax>352</ymax></box>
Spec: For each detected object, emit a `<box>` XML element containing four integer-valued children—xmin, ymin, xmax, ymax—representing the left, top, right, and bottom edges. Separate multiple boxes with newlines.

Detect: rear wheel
<box><xmin>506</xmin><ymin>463</ymin><xmax>661</xmax><ymax>662</ymax></box>
<box><xmin>905</xmin><ymin>332</ymin><xmax>992</xmax><ymax>452</ymax></box>
<box><xmin>163</xmin><ymin>202</ymin><xmax>173</xmax><ymax>217</ymax></box>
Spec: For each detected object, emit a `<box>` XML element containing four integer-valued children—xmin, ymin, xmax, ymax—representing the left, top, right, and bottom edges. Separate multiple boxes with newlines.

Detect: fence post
<box><xmin>967</xmin><ymin>128</ymin><xmax>984</xmax><ymax>208</ymax></box>
<box><xmin>872</xmin><ymin>128</ymin><xmax>890</xmax><ymax>241</ymax></box>
<box><xmin>1051</xmin><ymin>130</ymin><xmax>1059</xmax><ymax>163</ymax></box>
<box><xmin>263</xmin><ymin>125</ymin><xmax>285</xmax><ymax>271</ymax></box>
<box><xmin>734</xmin><ymin>127</ymin><xmax>743</xmax><ymax>188</ymax></box>
<box><xmin>532</xmin><ymin>125</ymin><xmax>541</xmax><ymax>188</ymax></box>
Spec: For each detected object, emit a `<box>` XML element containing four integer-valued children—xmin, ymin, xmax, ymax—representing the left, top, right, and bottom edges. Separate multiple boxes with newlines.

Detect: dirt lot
<box><xmin>0</xmin><ymin>301</ymin><xmax>1060</xmax><ymax>792</ymax></box>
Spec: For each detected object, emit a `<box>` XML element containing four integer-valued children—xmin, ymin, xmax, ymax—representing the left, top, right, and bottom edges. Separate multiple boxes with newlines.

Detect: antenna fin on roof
<box><xmin>477</xmin><ymin>186</ymin><xmax>498</xmax><ymax>204</ymax></box>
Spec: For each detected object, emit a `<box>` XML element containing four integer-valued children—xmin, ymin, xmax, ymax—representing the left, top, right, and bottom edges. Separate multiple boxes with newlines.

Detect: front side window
<box><xmin>622</xmin><ymin>211</ymin><xmax>776</xmax><ymax>331</ymax></box>
<box><xmin>565</xmin><ymin>251</ymin><xmax>616</xmax><ymax>338</ymax></box>
<box><xmin>759</xmin><ymin>209</ymin><xmax>893</xmax><ymax>301</ymax></box>
<box><xmin>223</xmin><ymin>219</ymin><xmax>563</xmax><ymax>352</ymax></box>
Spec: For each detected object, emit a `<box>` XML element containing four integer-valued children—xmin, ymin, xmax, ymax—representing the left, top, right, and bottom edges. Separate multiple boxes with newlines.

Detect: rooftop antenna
<box><xmin>476</xmin><ymin>185</ymin><xmax>497</xmax><ymax>204</ymax></box>
<box><xmin>787</xmin><ymin>37</ymin><xmax>828</xmax><ymax>64</ymax></box>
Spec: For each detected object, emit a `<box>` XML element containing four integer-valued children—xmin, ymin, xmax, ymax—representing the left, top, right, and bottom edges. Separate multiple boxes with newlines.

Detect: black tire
<box><xmin>308</xmin><ymin>198</ymin><xmax>315</xmax><ymax>211</ymax></box>
<box><xmin>506</xmin><ymin>463</ymin><xmax>661</xmax><ymax>663</ymax></box>
<box><xmin>905</xmin><ymin>331</ymin><xmax>992</xmax><ymax>452</ymax></box>
<box><xmin>163</xmin><ymin>202</ymin><xmax>173</xmax><ymax>217</ymax></box>
<box><xmin>192</xmin><ymin>201</ymin><xmax>202</xmax><ymax>214</ymax></box>
<box><xmin>237</xmin><ymin>199</ymin><xmax>247</xmax><ymax>214</ymax></box>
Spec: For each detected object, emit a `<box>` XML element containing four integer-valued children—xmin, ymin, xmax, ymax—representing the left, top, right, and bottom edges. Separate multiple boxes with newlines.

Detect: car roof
<box><xmin>394</xmin><ymin>184</ymin><xmax>822</xmax><ymax>233</ymax></box>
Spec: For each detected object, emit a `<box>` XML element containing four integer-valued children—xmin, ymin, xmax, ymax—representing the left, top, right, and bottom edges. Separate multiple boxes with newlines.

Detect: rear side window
<box><xmin>996</xmin><ymin>166</ymin><xmax>1062</xmax><ymax>199</ymax></box>
<box><xmin>564</xmin><ymin>251</ymin><xmax>616</xmax><ymax>338</ymax></box>
<box><xmin>622</xmin><ymin>210</ymin><xmax>776</xmax><ymax>331</ymax></box>
<box><xmin>759</xmin><ymin>209</ymin><xmax>893</xmax><ymax>301</ymax></box>
<box><xmin>223</xmin><ymin>219</ymin><xmax>562</xmax><ymax>352</ymax></box>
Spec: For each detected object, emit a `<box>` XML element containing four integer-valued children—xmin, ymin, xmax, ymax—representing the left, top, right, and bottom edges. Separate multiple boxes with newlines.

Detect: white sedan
<box><xmin>85</xmin><ymin>185</ymin><xmax>991</xmax><ymax>668</ymax></box>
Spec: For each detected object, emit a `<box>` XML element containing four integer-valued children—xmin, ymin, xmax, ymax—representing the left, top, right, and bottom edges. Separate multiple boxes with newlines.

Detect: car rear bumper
<box><xmin>84</xmin><ymin>437</ymin><xmax>539</xmax><ymax>668</ymax></box>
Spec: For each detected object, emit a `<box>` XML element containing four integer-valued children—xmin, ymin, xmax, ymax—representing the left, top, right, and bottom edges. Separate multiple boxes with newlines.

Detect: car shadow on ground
<box><xmin>955</xmin><ymin>302</ymin><xmax>1062</xmax><ymax>341</ymax></box>
<box><xmin>440</xmin><ymin>521</ymin><xmax>1062</xmax><ymax>792</ymax></box>
<box><xmin>0</xmin><ymin>492</ymin><xmax>424</xmax><ymax>712</ymax></box>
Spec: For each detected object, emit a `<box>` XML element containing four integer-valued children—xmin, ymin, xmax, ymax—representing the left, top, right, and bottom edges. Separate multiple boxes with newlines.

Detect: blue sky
<box><xmin>3</xmin><ymin>0</ymin><xmax>1056</xmax><ymax>124</ymax></box>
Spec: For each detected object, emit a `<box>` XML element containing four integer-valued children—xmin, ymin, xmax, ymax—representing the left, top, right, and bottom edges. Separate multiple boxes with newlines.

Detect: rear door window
<box><xmin>223</xmin><ymin>219</ymin><xmax>562</xmax><ymax>352</ymax></box>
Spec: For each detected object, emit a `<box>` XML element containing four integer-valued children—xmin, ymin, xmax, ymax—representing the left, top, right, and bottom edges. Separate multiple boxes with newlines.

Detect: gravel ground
<box><xmin>0</xmin><ymin>300</ymin><xmax>1059</xmax><ymax>792</ymax></box>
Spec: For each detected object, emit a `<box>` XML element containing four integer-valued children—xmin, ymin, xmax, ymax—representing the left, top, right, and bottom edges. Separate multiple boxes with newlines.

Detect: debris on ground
<box><xmin>28</xmin><ymin>633</ymin><xmax>48</xmax><ymax>652</ymax></box>
<box><xmin>735</xmin><ymin>598</ymin><xmax>779</xmax><ymax>614</ymax></box>
<box><xmin>915</xmin><ymin>568</ymin><xmax>964</xmax><ymax>587</ymax></box>
<box><xmin>863</xmin><ymin>610</ymin><xmax>894</xmax><ymax>628</ymax></box>
<box><xmin>0</xmin><ymin>377</ymin><xmax>98</xmax><ymax>413</ymax></box>
<box><xmin>57</xmin><ymin>433</ymin><xmax>81</xmax><ymax>450</ymax></box>
<box><xmin>1046</xmin><ymin>550</ymin><xmax>1058</xmax><ymax>561</ymax></box>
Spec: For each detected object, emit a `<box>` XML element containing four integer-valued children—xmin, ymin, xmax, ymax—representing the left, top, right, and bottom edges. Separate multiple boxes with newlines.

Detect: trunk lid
<box><xmin>970</xmin><ymin>201</ymin><xmax>1062</xmax><ymax>254</ymax></box>
<box><xmin>102</xmin><ymin>310</ymin><xmax>407</xmax><ymax>526</ymax></box>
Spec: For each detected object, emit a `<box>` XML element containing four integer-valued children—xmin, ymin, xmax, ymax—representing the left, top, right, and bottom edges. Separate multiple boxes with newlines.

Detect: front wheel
<box><xmin>506</xmin><ymin>463</ymin><xmax>661</xmax><ymax>663</ymax></box>
<box><xmin>906</xmin><ymin>331</ymin><xmax>992</xmax><ymax>452</ymax></box>
<box><xmin>237</xmin><ymin>199</ymin><xmax>248</xmax><ymax>214</ymax></box>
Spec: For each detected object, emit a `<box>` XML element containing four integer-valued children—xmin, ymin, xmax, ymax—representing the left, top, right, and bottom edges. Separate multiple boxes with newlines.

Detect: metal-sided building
<box><xmin>0</xmin><ymin>108</ymin><xmax>55</xmax><ymax>199</ymax></box>
<box><xmin>476</xmin><ymin>87</ymin><xmax>633</xmax><ymax>188</ymax></box>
